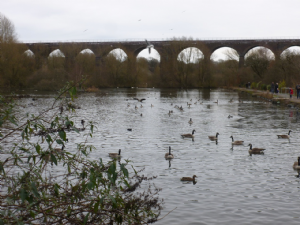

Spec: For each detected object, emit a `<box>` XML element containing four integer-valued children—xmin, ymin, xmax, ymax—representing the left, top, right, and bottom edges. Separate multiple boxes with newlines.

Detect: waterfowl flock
<box><xmin>109</xmin><ymin>96</ymin><xmax>299</xmax><ymax>184</ymax></box>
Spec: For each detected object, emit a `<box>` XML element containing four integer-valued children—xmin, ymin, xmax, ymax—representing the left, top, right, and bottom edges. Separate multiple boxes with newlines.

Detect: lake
<box><xmin>7</xmin><ymin>88</ymin><xmax>300</xmax><ymax>224</ymax></box>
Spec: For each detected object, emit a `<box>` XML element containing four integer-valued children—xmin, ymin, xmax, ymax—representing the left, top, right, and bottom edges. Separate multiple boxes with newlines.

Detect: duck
<box><xmin>293</xmin><ymin>157</ymin><xmax>300</xmax><ymax>169</ymax></box>
<box><xmin>208</xmin><ymin>132</ymin><xmax>219</xmax><ymax>141</ymax></box>
<box><xmin>165</xmin><ymin>146</ymin><xmax>174</xmax><ymax>159</ymax></box>
<box><xmin>180</xmin><ymin>175</ymin><xmax>197</xmax><ymax>182</ymax></box>
<box><xmin>248</xmin><ymin>144</ymin><xmax>265</xmax><ymax>155</ymax></box>
<box><xmin>230</xmin><ymin>136</ymin><xmax>244</xmax><ymax>145</ymax></box>
<box><xmin>181</xmin><ymin>129</ymin><xmax>196</xmax><ymax>138</ymax></box>
<box><xmin>109</xmin><ymin>149</ymin><xmax>121</xmax><ymax>158</ymax></box>
<box><xmin>188</xmin><ymin>118</ymin><xmax>193</xmax><ymax>125</ymax></box>
<box><xmin>277</xmin><ymin>130</ymin><xmax>292</xmax><ymax>139</ymax></box>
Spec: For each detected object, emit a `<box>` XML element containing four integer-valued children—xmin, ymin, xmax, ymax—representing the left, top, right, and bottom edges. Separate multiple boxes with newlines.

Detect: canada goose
<box><xmin>293</xmin><ymin>157</ymin><xmax>300</xmax><ymax>169</ymax></box>
<box><xmin>188</xmin><ymin>118</ymin><xmax>193</xmax><ymax>125</ymax></box>
<box><xmin>181</xmin><ymin>129</ymin><xmax>196</xmax><ymax>138</ymax></box>
<box><xmin>109</xmin><ymin>149</ymin><xmax>121</xmax><ymax>158</ymax></box>
<box><xmin>277</xmin><ymin>130</ymin><xmax>292</xmax><ymax>139</ymax></box>
<box><xmin>165</xmin><ymin>146</ymin><xmax>174</xmax><ymax>159</ymax></box>
<box><xmin>140</xmin><ymin>104</ymin><xmax>143</xmax><ymax>108</ymax></box>
<box><xmin>54</xmin><ymin>145</ymin><xmax>65</xmax><ymax>153</ymax></box>
<box><xmin>229</xmin><ymin>98</ymin><xmax>233</xmax><ymax>103</ymax></box>
<box><xmin>151</xmin><ymin>104</ymin><xmax>154</xmax><ymax>107</ymax></box>
<box><xmin>208</xmin><ymin>132</ymin><xmax>219</xmax><ymax>141</ymax></box>
<box><xmin>180</xmin><ymin>175</ymin><xmax>197</xmax><ymax>182</ymax></box>
<box><xmin>133</xmin><ymin>98</ymin><xmax>146</xmax><ymax>102</ymax></box>
<box><xmin>187</xmin><ymin>102</ymin><xmax>192</xmax><ymax>107</ymax></box>
<box><xmin>248</xmin><ymin>144</ymin><xmax>265</xmax><ymax>155</ymax></box>
<box><xmin>214</xmin><ymin>100</ymin><xmax>218</xmax><ymax>104</ymax></box>
<box><xmin>230</xmin><ymin>136</ymin><xmax>244</xmax><ymax>145</ymax></box>
<box><xmin>81</xmin><ymin>120</ymin><xmax>85</xmax><ymax>128</ymax></box>
<box><xmin>140</xmin><ymin>113</ymin><xmax>143</xmax><ymax>117</ymax></box>
<box><xmin>228</xmin><ymin>115</ymin><xmax>233</xmax><ymax>118</ymax></box>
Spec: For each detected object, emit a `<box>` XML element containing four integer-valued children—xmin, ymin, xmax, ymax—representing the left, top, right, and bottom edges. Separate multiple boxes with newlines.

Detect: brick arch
<box><xmin>243</xmin><ymin>46</ymin><xmax>275</xmax><ymax>60</ymax></box>
<box><xmin>177</xmin><ymin>47</ymin><xmax>204</xmax><ymax>62</ymax></box>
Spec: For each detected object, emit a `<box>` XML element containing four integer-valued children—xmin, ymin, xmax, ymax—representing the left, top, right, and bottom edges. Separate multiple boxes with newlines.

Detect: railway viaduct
<box><xmin>25</xmin><ymin>39</ymin><xmax>300</xmax><ymax>68</ymax></box>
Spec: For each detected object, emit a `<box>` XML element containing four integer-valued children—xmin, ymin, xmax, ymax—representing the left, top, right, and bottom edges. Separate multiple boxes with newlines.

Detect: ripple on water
<box><xmin>8</xmin><ymin>89</ymin><xmax>300</xmax><ymax>225</ymax></box>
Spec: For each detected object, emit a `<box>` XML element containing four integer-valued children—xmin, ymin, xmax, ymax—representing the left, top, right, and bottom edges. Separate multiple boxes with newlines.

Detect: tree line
<box><xmin>1</xmin><ymin>14</ymin><xmax>300</xmax><ymax>91</ymax></box>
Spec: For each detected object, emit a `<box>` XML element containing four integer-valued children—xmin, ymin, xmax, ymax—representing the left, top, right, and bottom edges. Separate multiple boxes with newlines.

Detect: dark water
<box><xmin>9</xmin><ymin>88</ymin><xmax>300</xmax><ymax>224</ymax></box>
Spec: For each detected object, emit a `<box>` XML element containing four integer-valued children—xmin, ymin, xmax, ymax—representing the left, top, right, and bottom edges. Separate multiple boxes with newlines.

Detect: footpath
<box><xmin>231</xmin><ymin>87</ymin><xmax>300</xmax><ymax>108</ymax></box>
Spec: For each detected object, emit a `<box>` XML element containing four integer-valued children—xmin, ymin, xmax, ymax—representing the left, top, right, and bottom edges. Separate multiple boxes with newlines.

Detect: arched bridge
<box><xmin>25</xmin><ymin>39</ymin><xmax>300</xmax><ymax>68</ymax></box>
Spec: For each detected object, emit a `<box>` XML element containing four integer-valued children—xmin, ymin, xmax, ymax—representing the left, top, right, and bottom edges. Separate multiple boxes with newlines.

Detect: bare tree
<box><xmin>0</xmin><ymin>13</ymin><xmax>18</xmax><ymax>43</ymax></box>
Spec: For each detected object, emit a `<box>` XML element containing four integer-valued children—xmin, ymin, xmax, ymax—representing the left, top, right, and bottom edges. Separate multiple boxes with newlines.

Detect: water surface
<box><xmin>9</xmin><ymin>88</ymin><xmax>300</xmax><ymax>224</ymax></box>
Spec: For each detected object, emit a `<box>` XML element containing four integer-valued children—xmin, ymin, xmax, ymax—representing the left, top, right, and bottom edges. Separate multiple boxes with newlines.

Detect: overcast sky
<box><xmin>2</xmin><ymin>0</ymin><xmax>300</xmax><ymax>42</ymax></box>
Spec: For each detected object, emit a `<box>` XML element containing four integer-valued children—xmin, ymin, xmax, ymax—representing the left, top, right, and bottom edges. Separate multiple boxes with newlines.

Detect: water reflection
<box><xmin>6</xmin><ymin>88</ymin><xmax>300</xmax><ymax>225</ymax></box>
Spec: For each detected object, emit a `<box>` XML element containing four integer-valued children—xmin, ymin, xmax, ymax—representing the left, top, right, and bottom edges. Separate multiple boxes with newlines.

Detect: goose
<box><xmin>187</xmin><ymin>102</ymin><xmax>192</xmax><ymax>107</ymax></box>
<box><xmin>214</xmin><ymin>100</ymin><xmax>218</xmax><ymax>104</ymax></box>
<box><xmin>54</xmin><ymin>145</ymin><xmax>65</xmax><ymax>153</ymax></box>
<box><xmin>165</xmin><ymin>146</ymin><xmax>174</xmax><ymax>159</ymax></box>
<box><xmin>248</xmin><ymin>144</ymin><xmax>265</xmax><ymax>155</ymax></box>
<box><xmin>208</xmin><ymin>132</ymin><xmax>219</xmax><ymax>141</ymax></box>
<box><xmin>133</xmin><ymin>98</ymin><xmax>146</xmax><ymax>102</ymax></box>
<box><xmin>188</xmin><ymin>118</ymin><xmax>193</xmax><ymax>125</ymax></box>
<box><xmin>151</xmin><ymin>104</ymin><xmax>154</xmax><ymax>107</ymax></box>
<box><xmin>135</xmin><ymin>105</ymin><xmax>138</xmax><ymax>109</ymax></box>
<box><xmin>228</xmin><ymin>115</ymin><xmax>233</xmax><ymax>118</ymax></box>
<box><xmin>180</xmin><ymin>175</ymin><xmax>197</xmax><ymax>182</ymax></box>
<box><xmin>230</xmin><ymin>136</ymin><xmax>244</xmax><ymax>145</ymax></box>
<box><xmin>277</xmin><ymin>130</ymin><xmax>292</xmax><ymax>139</ymax></box>
<box><xmin>109</xmin><ymin>149</ymin><xmax>121</xmax><ymax>158</ymax></box>
<box><xmin>293</xmin><ymin>157</ymin><xmax>300</xmax><ymax>169</ymax></box>
<box><xmin>81</xmin><ymin>120</ymin><xmax>85</xmax><ymax>128</ymax></box>
<box><xmin>181</xmin><ymin>129</ymin><xmax>196</xmax><ymax>138</ymax></box>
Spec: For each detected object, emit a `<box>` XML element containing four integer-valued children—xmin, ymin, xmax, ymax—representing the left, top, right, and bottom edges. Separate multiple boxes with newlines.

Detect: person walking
<box><xmin>290</xmin><ymin>88</ymin><xmax>293</xmax><ymax>99</ymax></box>
<box><xmin>296</xmin><ymin>83</ymin><xmax>300</xmax><ymax>99</ymax></box>
<box><xmin>275</xmin><ymin>83</ymin><xmax>279</xmax><ymax>94</ymax></box>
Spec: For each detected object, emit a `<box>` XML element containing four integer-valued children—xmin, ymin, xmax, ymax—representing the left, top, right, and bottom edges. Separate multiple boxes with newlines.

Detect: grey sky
<box><xmin>2</xmin><ymin>0</ymin><xmax>300</xmax><ymax>42</ymax></box>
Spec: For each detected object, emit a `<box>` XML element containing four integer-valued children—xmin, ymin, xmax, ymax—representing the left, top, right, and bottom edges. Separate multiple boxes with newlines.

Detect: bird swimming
<box><xmin>180</xmin><ymin>175</ymin><xmax>197</xmax><ymax>182</ymax></box>
<box><xmin>109</xmin><ymin>149</ymin><xmax>122</xmax><ymax>158</ymax></box>
<box><xmin>181</xmin><ymin>130</ymin><xmax>196</xmax><ymax>138</ymax></box>
<box><xmin>209</xmin><ymin>133</ymin><xmax>219</xmax><ymax>141</ymax></box>
<box><xmin>248</xmin><ymin>144</ymin><xmax>265</xmax><ymax>155</ymax></box>
<box><xmin>165</xmin><ymin>146</ymin><xmax>174</xmax><ymax>159</ymax></box>
<box><xmin>277</xmin><ymin>130</ymin><xmax>292</xmax><ymax>139</ymax></box>
<box><xmin>230</xmin><ymin>136</ymin><xmax>244</xmax><ymax>145</ymax></box>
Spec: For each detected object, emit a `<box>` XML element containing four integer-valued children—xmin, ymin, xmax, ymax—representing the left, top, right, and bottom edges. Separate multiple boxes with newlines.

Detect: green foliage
<box><xmin>0</xmin><ymin>81</ymin><xmax>163</xmax><ymax>224</ymax></box>
<box><xmin>250</xmin><ymin>82</ymin><xmax>257</xmax><ymax>89</ymax></box>
<box><xmin>278</xmin><ymin>80</ymin><xmax>286</xmax><ymax>92</ymax></box>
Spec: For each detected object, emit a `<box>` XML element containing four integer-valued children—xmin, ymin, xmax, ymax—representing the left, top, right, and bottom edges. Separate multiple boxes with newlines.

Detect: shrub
<box><xmin>0</xmin><ymin>81</ymin><xmax>163</xmax><ymax>224</ymax></box>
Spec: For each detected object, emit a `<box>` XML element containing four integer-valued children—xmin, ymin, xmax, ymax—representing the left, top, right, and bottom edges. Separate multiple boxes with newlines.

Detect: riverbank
<box><xmin>231</xmin><ymin>87</ymin><xmax>300</xmax><ymax>108</ymax></box>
